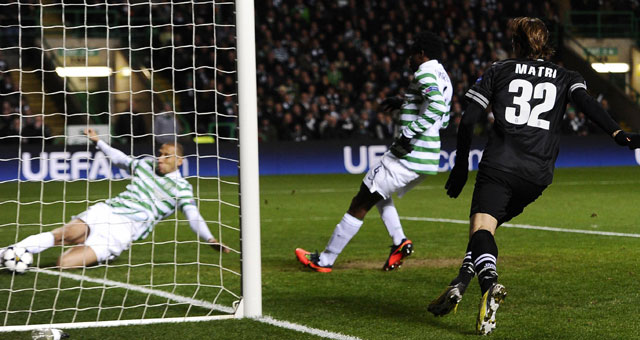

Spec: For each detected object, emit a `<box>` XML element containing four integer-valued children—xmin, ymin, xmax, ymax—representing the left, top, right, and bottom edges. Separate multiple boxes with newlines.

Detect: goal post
<box><xmin>236</xmin><ymin>0</ymin><xmax>262</xmax><ymax>319</ymax></box>
<box><xmin>0</xmin><ymin>0</ymin><xmax>261</xmax><ymax>331</ymax></box>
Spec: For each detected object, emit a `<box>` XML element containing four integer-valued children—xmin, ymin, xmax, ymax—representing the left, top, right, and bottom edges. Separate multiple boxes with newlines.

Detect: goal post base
<box><xmin>0</xmin><ymin>315</ymin><xmax>237</xmax><ymax>333</ymax></box>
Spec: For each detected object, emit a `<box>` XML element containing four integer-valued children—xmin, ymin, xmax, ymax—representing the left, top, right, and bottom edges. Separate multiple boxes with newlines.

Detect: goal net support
<box><xmin>0</xmin><ymin>0</ymin><xmax>260</xmax><ymax>332</ymax></box>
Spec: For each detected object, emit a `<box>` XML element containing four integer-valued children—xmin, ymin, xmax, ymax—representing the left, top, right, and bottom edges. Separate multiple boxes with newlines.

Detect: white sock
<box><xmin>319</xmin><ymin>213</ymin><xmax>363</xmax><ymax>267</ymax></box>
<box><xmin>376</xmin><ymin>198</ymin><xmax>406</xmax><ymax>246</ymax></box>
<box><xmin>15</xmin><ymin>232</ymin><xmax>55</xmax><ymax>254</ymax></box>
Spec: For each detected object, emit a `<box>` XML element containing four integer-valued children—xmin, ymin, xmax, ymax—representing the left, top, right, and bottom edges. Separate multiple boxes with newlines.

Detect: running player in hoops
<box><xmin>295</xmin><ymin>32</ymin><xmax>453</xmax><ymax>272</ymax></box>
<box><xmin>2</xmin><ymin>128</ymin><xmax>229</xmax><ymax>269</ymax></box>
<box><xmin>427</xmin><ymin>17</ymin><xmax>640</xmax><ymax>335</ymax></box>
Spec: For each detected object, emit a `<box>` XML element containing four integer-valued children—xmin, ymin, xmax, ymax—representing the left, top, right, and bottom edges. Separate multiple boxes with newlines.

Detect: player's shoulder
<box><xmin>487</xmin><ymin>58</ymin><xmax>519</xmax><ymax>70</ymax></box>
<box><xmin>414</xmin><ymin>60</ymin><xmax>441</xmax><ymax>76</ymax></box>
<box><xmin>131</xmin><ymin>157</ymin><xmax>154</xmax><ymax>172</ymax></box>
<box><xmin>414</xmin><ymin>60</ymin><xmax>449</xmax><ymax>83</ymax></box>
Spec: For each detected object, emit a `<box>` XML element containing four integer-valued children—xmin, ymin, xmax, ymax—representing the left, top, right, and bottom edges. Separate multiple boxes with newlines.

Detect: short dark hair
<box><xmin>510</xmin><ymin>17</ymin><xmax>554</xmax><ymax>59</ymax></box>
<box><xmin>163</xmin><ymin>142</ymin><xmax>184</xmax><ymax>156</ymax></box>
<box><xmin>410</xmin><ymin>31</ymin><xmax>443</xmax><ymax>60</ymax></box>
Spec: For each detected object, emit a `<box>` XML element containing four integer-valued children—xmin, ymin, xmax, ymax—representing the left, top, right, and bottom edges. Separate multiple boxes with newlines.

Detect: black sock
<box><xmin>449</xmin><ymin>241</ymin><xmax>475</xmax><ymax>293</ymax></box>
<box><xmin>470</xmin><ymin>230</ymin><xmax>499</xmax><ymax>295</ymax></box>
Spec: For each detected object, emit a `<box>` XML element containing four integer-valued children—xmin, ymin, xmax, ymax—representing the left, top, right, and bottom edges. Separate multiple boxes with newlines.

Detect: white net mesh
<box><xmin>0</xmin><ymin>0</ymin><xmax>241</xmax><ymax>329</ymax></box>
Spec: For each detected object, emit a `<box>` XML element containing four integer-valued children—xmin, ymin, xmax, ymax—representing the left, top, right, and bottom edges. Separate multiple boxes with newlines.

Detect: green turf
<box><xmin>2</xmin><ymin>167</ymin><xmax>640</xmax><ymax>339</ymax></box>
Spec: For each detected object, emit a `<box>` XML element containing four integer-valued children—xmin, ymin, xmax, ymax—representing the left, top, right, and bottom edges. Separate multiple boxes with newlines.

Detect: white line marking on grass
<box><xmin>400</xmin><ymin>216</ymin><xmax>640</xmax><ymax>238</ymax></box>
<box><xmin>34</xmin><ymin>269</ymin><xmax>362</xmax><ymax>340</ymax></box>
<box><xmin>36</xmin><ymin>268</ymin><xmax>235</xmax><ymax>313</ymax></box>
<box><xmin>255</xmin><ymin>316</ymin><xmax>362</xmax><ymax>340</ymax></box>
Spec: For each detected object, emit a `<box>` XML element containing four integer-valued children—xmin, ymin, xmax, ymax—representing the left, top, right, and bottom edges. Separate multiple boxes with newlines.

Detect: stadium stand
<box><xmin>0</xmin><ymin>0</ymin><xmax>628</xmax><ymax>144</ymax></box>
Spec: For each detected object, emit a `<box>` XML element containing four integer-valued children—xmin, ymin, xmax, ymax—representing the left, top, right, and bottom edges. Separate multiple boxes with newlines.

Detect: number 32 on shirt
<box><xmin>505</xmin><ymin>79</ymin><xmax>556</xmax><ymax>130</ymax></box>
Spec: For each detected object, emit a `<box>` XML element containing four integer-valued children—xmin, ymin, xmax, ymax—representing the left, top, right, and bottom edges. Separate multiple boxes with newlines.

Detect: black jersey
<box><xmin>465</xmin><ymin>58</ymin><xmax>586</xmax><ymax>186</ymax></box>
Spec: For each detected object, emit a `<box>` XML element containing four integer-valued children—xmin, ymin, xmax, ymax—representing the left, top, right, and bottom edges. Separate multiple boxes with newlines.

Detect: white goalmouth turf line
<box><xmin>400</xmin><ymin>216</ymin><xmax>640</xmax><ymax>238</ymax></box>
<box><xmin>0</xmin><ymin>268</ymin><xmax>362</xmax><ymax>340</ymax></box>
<box><xmin>256</xmin><ymin>316</ymin><xmax>362</xmax><ymax>340</ymax></box>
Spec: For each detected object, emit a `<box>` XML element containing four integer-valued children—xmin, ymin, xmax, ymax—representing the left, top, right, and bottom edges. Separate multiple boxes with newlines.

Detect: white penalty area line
<box><xmin>401</xmin><ymin>216</ymin><xmax>640</xmax><ymax>238</ymax></box>
<box><xmin>13</xmin><ymin>269</ymin><xmax>361</xmax><ymax>340</ymax></box>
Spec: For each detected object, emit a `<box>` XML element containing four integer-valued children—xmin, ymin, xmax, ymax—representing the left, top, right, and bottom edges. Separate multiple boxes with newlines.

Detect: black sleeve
<box><xmin>455</xmin><ymin>101</ymin><xmax>484</xmax><ymax>165</ymax></box>
<box><xmin>571</xmin><ymin>88</ymin><xmax>620</xmax><ymax>136</ymax></box>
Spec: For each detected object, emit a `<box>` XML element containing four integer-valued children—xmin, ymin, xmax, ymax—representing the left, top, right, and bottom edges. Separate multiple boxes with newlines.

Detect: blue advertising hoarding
<box><xmin>0</xmin><ymin>135</ymin><xmax>638</xmax><ymax>182</ymax></box>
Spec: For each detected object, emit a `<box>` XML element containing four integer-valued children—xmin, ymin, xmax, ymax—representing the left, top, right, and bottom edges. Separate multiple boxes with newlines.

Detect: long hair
<box><xmin>510</xmin><ymin>17</ymin><xmax>554</xmax><ymax>60</ymax></box>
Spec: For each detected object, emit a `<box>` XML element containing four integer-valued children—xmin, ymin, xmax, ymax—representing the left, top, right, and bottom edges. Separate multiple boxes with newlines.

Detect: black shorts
<box><xmin>470</xmin><ymin>166</ymin><xmax>547</xmax><ymax>226</ymax></box>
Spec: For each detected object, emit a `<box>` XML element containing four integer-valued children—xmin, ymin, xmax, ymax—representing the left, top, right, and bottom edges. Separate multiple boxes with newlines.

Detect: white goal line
<box><xmin>0</xmin><ymin>269</ymin><xmax>361</xmax><ymax>340</ymax></box>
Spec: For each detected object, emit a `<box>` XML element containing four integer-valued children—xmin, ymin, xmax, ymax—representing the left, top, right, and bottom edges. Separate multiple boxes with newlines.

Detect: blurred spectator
<box><xmin>22</xmin><ymin>114</ymin><xmax>51</xmax><ymax>144</ymax></box>
<box><xmin>372</xmin><ymin>112</ymin><xmax>394</xmax><ymax>140</ymax></box>
<box><xmin>258</xmin><ymin>118</ymin><xmax>279</xmax><ymax>142</ymax></box>
<box><xmin>154</xmin><ymin>104</ymin><xmax>182</xmax><ymax>145</ymax></box>
<box><xmin>114</xmin><ymin>108</ymin><xmax>148</xmax><ymax>143</ymax></box>
<box><xmin>561</xmin><ymin>105</ymin><xmax>589</xmax><ymax>135</ymax></box>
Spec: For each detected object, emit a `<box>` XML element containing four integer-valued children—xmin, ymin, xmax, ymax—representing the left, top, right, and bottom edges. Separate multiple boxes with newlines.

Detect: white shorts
<box><xmin>76</xmin><ymin>203</ymin><xmax>138</xmax><ymax>262</ymax></box>
<box><xmin>362</xmin><ymin>152</ymin><xmax>427</xmax><ymax>199</ymax></box>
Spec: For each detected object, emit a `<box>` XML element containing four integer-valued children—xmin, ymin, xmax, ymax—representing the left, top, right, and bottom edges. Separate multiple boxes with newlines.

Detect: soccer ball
<box><xmin>2</xmin><ymin>247</ymin><xmax>33</xmax><ymax>273</ymax></box>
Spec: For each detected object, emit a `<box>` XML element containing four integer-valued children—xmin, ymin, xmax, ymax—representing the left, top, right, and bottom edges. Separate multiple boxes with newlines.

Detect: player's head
<box><xmin>156</xmin><ymin>142</ymin><xmax>184</xmax><ymax>175</ymax></box>
<box><xmin>510</xmin><ymin>17</ymin><xmax>554</xmax><ymax>60</ymax></box>
<box><xmin>409</xmin><ymin>31</ymin><xmax>443</xmax><ymax>68</ymax></box>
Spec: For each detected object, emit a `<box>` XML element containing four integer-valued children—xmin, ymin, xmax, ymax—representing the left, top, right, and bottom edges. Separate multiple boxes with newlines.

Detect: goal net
<box><xmin>0</xmin><ymin>0</ymin><xmax>260</xmax><ymax>331</ymax></box>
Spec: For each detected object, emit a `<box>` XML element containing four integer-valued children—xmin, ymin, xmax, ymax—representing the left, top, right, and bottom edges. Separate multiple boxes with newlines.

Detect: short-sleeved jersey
<box><xmin>105</xmin><ymin>159</ymin><xmax>197</xmax><ymax>240</ymax></box>
<box><xmin>465</xmin><ymin>58</ymin><xmax>586</xmax><ymax>185</ymax></box>
<box><xmin>399</xmin><ymin>60</ymin><xmax>453</xmax><ymax>174</ymax></box>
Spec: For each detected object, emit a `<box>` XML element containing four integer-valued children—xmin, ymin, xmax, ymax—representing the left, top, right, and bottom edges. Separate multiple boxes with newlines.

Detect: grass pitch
<box><xmin>2</xmin><ymin>167</ymin><xmax>640</xmax><ymax>339</ymax></box>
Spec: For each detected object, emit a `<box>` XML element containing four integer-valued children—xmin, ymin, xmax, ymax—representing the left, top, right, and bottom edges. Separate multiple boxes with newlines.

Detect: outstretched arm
<box><xmin>445</xmin><ymin>101</ymin><xmax>483</xmax><ymax>198</ymax></box>
<box><xmin>84</xmin><ymin>128</ymin><xmax>133</xmax><ymax>169</ymax></box>
<box><xmin>183</xmin><ymin>205</ymin><xmax>230</xmax><ymax>253</ymax></box>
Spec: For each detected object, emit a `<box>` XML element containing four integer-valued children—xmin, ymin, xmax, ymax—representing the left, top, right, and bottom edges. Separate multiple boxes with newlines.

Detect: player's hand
<box><xmin>389</xmin><ymin>135</ymin><xmax>413</xmax><ymax>158</ymax></box>
<box><xmin>445</xmin><ymin>163</ymin><xmax>468</xmax><ymax>198</ymax></box>
<box><xmin>625</xmin><ymin>133</ymin><xmax>640</xmax><ymax>149</ymax></box>
<box><xmin>613</xmin><ymin>130</ymin><xmax>640</xmax><ymax>150</ymax></box>
<box><xmin>208</xmin><ymin>238</ymin><xmax>230</xmax><ymax>253</ymax></box>
<box><xmin>380</xmin><ymin>97</ymin><xmax>403</xmax><ymax>112</ymax></box>
<box><xmin>84</xmin><ymin>128</ymin><xmax>100</xmax><ymax>143</ymax></box>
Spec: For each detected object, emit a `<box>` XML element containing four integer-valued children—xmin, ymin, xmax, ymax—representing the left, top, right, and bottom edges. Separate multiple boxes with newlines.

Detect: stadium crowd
<box><xmin>0</xmin><ymin>0</ymin><xmax>623</xmax><ymax>144</ymax></box>
<box><xmin>252</xmin><ymin>0</ymin><xmax>609</xmax><ymax>142</ymax></box>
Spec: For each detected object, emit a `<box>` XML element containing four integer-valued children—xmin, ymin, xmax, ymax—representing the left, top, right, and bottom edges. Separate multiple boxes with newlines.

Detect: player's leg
<box><xmin>57</xmin><ymin>245</ymin><xmax>99</xmax><ymax>269</ymax></box>
<box><xmin>429</xmin><ymin>168</ymin><xmax>507</xmax><ymax>318</ymax></box>
<box><xmin>469</xmin><ymin>213</ymin><xmax>499</xmax><ymax>294</ymax></box>
<box><xmin>473</xmin><ymin>173</ymin><xmax>546</xmax><ymax>295</ymax></box>
<box><xmin>464</xmin><ymin>170</ymin><xmax>508</xmax><ymax>335</ymax></box>
<box><xmin>378</xmin><ymin>173</ymin><xmax>425</xmax><ymax>271</ymax></box>
<box><xmin>376</xmin><ymin>198</ymin><xmax>407</xmax><ymax>245</ymax></box>
<box><xmin>296</xmin><ymin>182</ymin><xmax>383</xmax><ymax>271</ymax></box>
<box><xmin>319</xmin><ymin>183</ymin><xmax>384</xmax><ymax>266</ymax></box>
<box><xmin>428</xmin><ymin>239</ymin><xmax>474</xmax><ymax>316</ymax></box>
<box><xmin>471</xmin><ymin>170</ymin><xmax>545</xmax><ymax>335</ymax></box>
<box><xmin>52</xmin><ymin>219</ymin><xmax>98</xmax><ymax>268</ymax></box>
<box><xmin>295</xmin><ymin>159</ymin><xmax>390</xmax><ymax>271</ymax></box>
<box><xmin>11</xmin><ymin>218</ymin><xmax>90</xmax><ymax>255</ymax></box>
<box><xmin>317</xmin><ymin>153</ymin><xmax>417</xmax><ymax>268</ymax></box>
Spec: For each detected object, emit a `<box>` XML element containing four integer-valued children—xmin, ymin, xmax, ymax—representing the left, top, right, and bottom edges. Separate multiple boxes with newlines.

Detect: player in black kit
<box><xmin>427</xmin><ymin>17</ymin><xmax>640</xmax><ymax>335</ymax></box>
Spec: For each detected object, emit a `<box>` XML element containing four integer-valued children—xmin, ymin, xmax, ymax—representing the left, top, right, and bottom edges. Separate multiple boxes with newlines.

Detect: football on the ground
<box><xmin>2</xmin><ymin>247</ymin><xmax>33</xmax><ymax>273</ymax></box>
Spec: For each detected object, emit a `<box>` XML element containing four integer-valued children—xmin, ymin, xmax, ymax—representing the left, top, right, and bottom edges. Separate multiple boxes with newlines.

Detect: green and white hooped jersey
<box><xmin>399</xmin><ymin>60</ymin><xmax>453</xmax><ymax>174</ymax></box>
<box><xmin>105</xmin><ymin>158</ymin><xmax>196</xmax><ymax>240</ymax></box>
